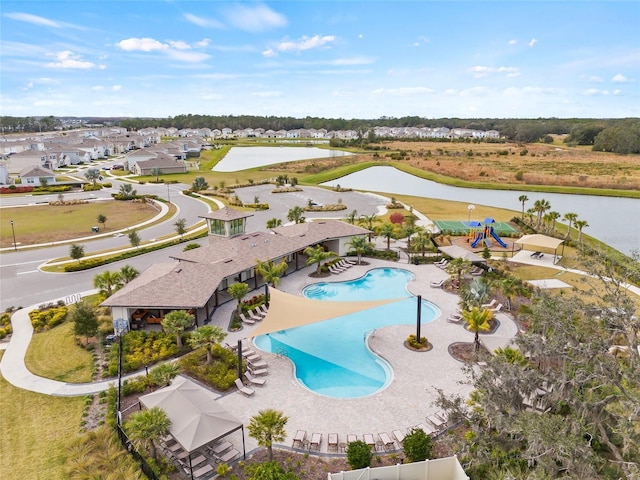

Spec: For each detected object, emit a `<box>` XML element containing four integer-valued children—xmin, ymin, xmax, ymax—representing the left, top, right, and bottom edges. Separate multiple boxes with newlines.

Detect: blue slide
<box><xmin>483</xmin><ymin>238</ymin><xmax>493</xmax><ymax>248</ymax></box>
<box><xmin>470</xmin><ymin>233</ymin><xmax>482</xmax><ymax>248</ymax></box>
<box><xmin>490</xmin><ymin>227</ymin><xmax>508</xmax><ymax>248</ymax></box>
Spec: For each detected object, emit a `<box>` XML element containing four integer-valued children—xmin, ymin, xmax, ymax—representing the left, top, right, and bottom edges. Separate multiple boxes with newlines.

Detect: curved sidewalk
<box><xmin>0</xmin><ymin>290</ymin><xmax>149</xmax><ymax>396</ymax></box>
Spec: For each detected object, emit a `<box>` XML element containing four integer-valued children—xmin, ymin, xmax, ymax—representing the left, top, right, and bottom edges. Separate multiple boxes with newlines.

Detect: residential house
<box><xmin>132</xmin><ymin>153</ymin><xmax>187</xmax><ymax>176</ymax></box>
<box><xmin>5</xmin><ymin>150</ymin><xmax>48</xmax><ymax>174</ymax></box>
<box><xmin>19</xmin><ymin>165</ymin><xmax>56</xmax><ymax>186</ymax></box>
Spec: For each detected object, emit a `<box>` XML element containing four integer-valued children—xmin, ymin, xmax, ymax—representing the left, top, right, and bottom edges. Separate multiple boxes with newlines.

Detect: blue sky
<box><xmin>1</xmin><ymin>1</ymin><xmax>638</xmax><ymax>119</ymax></box>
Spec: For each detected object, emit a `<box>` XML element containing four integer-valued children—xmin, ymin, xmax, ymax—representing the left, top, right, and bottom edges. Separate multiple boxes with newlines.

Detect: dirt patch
<box><xmin>448</xmin><ymin>342</ymin><xmax>492</xmax><ymax>364</ymax></box>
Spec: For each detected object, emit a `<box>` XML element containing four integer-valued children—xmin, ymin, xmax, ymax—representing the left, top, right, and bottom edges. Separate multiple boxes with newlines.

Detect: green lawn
<box><xmin>1</xmin><ymin>201</ymin><xmax>159</xmax><ymax>248</ymax></box>
<box><xmin>0</xmin><ymin>352</ymin><xmax>86</xmax><ymax>479</ymax></box>
<box><xmin>25</xmin><ymin>321</ymin><xmax>94</xmax><ymax>382</ymax></box>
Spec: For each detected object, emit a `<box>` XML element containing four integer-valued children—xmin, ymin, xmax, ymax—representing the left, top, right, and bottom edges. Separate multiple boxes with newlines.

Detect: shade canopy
<box><xmin>250</xmin><ymin>288</ymin><xmax>404</xmax><ymax>337</ymax></box>
<box><xmin>438</xmin><ymin>245</ymin><xmax>485</xmax><ymax>263</ymax></box>
<box><xmin>139</xmin><ymin>376</ymin><xmax>243</xmax><ymax>453</ymax></box>
<box><xmin>514</xmin><ymin>234</ymin><xmax>564</xmax><ymax>250</ymax></box>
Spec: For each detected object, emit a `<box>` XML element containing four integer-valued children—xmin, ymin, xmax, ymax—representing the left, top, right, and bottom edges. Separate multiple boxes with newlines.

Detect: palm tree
<box><xmin>304</xmin><ymin>245</ymin><xmax>337</xmax><ymax>275</ymax></box>
<box><xmin>255</xmin><ymin>258</ymin><xmax>288</xmax><ymax>287</ymax></box>
<box><xmin>93</xmin><ymin>270</ymin><xmax>122</xmax><ymax>298</ymax></box>
<box><xmin>265</xmin><ymin>217</ymin><xmax>282</xmax><ymax>229</ymax></box>
<box><xmin>563</xmin><ymin>212</ymin><xmax>578</xmax><ymax>239</ymax></box>
<box><xmin>412</xmin><ymin>230</ymin><xmax>433</xmax><ymax>257</ymax></box>
<box><xmin>446</xmin><ymin>258</ymin><xmax>472</xmax><ymax>285</ymax></box>
<box><xmin>379</xmin><ymin>223</ymin><xmax>395</xmax><ymax>251</ymax></box>
<box><xmin>287</xmin><ymin>206</ymin><xmax>306</xmax><ymax>224</ymax></box>
<box><xmin>161</xmin><ymin>310</ymin><xmax>194</xmax><ymax>349</ymax></box>
<box><xmin>70</xmin><ymin>243</ymin><xmax>85</xmax><ymax>262</ymax></box>
<box><xmin>548</xmin><ymin>211</ymin><xmax>561</xmax><ymax>232</ymax></box>
<box><xmin>124</xmin><ymin>407</ymin><xmax>171</xmax><ymax>461</ymax></box>
<box><xmin>403</xmin><ymin>224</ymin><xmax>420</xmax><ymax>255</ymax></box>
<box><xmin>346</xmin><ymin>236</ymin><xmax>369</xmax><ymax>265</ymax></box>
<box><xmin>84</xmin><ymin>168</ymin><xmax>101</xmax><ymax>186</ymax></box>
<box><xmin>575</xmin><ymin>219</ymin><xmax>589</xmax><ymax>243</ymax></box>
<box><xmin>187</xmin><ymin>325</ymin><xmax>226</xmax><ymax>364</ymax></box>
<box><xmin>248</xmin><ymin>409</ymin><xmax>288</xmax><ymax>462</ymax></box>
<box><xmin>228</xmin><ymin>282</ymin><xmax>249</xmax><ymax>317</ymax></box>
<box><xmin>518</xmin><ymin>195</ymin><xmax>529</xmax><ymax>219</ymax></box>
<box><xmin>499</xmin><ymin>277</ymin><xmax>521</xmax><ymax>311</ymax></box>
<box><xmin>533</xmin><ymin>199</ymin><xmax>551</xmax><ymax>229</ymax></box>
<box><xmin>147</xmin><ymin>363</ymin><xmax>180</xmax><ymax>387</ymax></box>
<box><xmin>118</xmin><ymin>183</ymin><xmax>137</xmax><ymax>199</ymax></box>
<box><xmin>462</xmin><ymin>306</ymin><xmax>493</xmax><ymax>351</ymax></box>
<box><xmin>117</xmin><ymin>265</ymin><xmax>139</xmax><ymax>285</ymax></box>
<box><xmin>173</xmin><ymin>218</ymin><xmax>187</xmax><ymax>238</ymax></box>
<box><xmin>150</xmin><ymin>167</ymin><xmax>162</xmax><ymax>183</ymax></box>
<box><xmin>358</xmin><ymin>214</ymin><xmax>380</xmax><ymax>241</ymax></box>
<box><xmin>344</xmin><ymin>209</ymin><xmax>358</xmax><ymax>225</ymax></box>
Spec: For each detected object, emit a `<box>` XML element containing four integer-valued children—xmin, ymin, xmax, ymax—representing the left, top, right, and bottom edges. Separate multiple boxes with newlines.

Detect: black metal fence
<box><xmin>115</xmin><ymin>424</ymin><xmax>160</xmax><ymax>480</ymax></box>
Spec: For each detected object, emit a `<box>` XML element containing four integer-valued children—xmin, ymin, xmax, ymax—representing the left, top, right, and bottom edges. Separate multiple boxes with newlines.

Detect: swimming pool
<box><xmin>254</xmin><ymin>268</ymin><xmax>439</xmax><ymax>398</ymax></box>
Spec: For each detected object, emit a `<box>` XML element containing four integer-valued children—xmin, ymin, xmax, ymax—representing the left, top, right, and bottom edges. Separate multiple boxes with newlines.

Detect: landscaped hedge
<box><xmin>33</xmin><ymin>185</ymin><xmax>73</xmax><ymax>193</ymax></box>
<box><xmin>29</xmin><ymin>305</ymin><xmax>68</xmax><ymax>332</ymax></box>
<box><xmin>108</xmin><ymin>330</ymin><xmax>182</xmax><ymax>375</ymax></box>
<box><xmin>0</xmin><ymin>186</ymin><xmax>34</xmax><ymax>194</ymax></box>
<box><xmin>179</xmin><ymin>345</ymin><xmax>239</xmax><ymax>391</ymax></box>
<box><xmin>242</xmin><ymin>202</ymin><xmax>270</xmax><ymax>210</ymax></box>
<box><xmin>304</xmin><ymin>203</ymin><xmax>347</xmax><ymax>212</ymax></box>
<box><xmin>0</xmin><ymin>312</ymin><xmax>12</xmax><ymax>339</ymax></box>
<box><xmin>63</xmin><ymin>232</ymin><xmax>208</xmax><ymax>272</ymax></box>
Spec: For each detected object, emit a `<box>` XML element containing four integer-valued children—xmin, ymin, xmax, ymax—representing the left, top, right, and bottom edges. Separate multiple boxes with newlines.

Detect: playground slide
<box><xmin>490</xmin><ymin>228</ymin><xmax>508</xmax><ymax>248</ymax></box>
<box><xmin>471</xmin><ymin>233</ymin><xmax>483</xmax><ymax>248</ymax></box>
<box><xmin>483</xmin><ymin>238</ymin><xmax>493</xmax><ymax>248</ymax></box>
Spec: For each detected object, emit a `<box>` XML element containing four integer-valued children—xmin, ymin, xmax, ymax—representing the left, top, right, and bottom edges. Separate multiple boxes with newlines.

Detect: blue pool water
<box><xmin>254</xmin><ymin>268</ymin><xmax>439</xmax><ymax>398</ymax></box>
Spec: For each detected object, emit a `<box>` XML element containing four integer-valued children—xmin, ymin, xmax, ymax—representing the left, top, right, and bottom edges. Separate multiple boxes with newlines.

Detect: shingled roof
<box><xmin>200</xmin><ymin>207</ymin><xmax>254</xmax><ymax>222</ymax></box>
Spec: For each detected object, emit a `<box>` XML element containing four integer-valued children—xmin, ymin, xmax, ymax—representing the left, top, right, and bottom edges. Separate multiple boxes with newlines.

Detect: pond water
<box><xmin>321</xmin><ymin>166</ymin><xmax>640</xmax><ymax>256</ymax></box>
<box><xmin>213</xmin><ymin>146</ymin><xmax>353</xmax><ymax>172</ymax></box>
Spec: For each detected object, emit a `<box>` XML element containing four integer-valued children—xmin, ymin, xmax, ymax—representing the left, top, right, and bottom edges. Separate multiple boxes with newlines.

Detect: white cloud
<box><xmin>195</xmin><ymin>39</ymin><xmax>211</xmax><ymax>48</ymax></box>
<box><xmin>503</xmin><ymin>86</ymin><xmax>558</xmax><ymax>96</ymax></box>
<box><xmin>612</xmin><ymin>73</ymin><xmax>632</xmax><ymax>83</ymax></box>
<box><xmin>470</xmin><ymin>65</ymin><xmax>519</xmax><ymax>78</ymax></box>
<box><xmin>262</xmin><ymin>48</ymin><xmax>276</xmax><ymax>58</ymax></box>
<box><xmin>46</xmin><ymin>51</ymin><xmax>101</xmax><ymax>70</ymax></box>
<box><xmin>333</xmin><ymin>90</ymin><xmax>355</xmax><ymax>97</ymax></box>
<box><xmin>116</xmin><ymin>37</ymin><xmax>210</xmax><ymax>63</ymax></box>
<box><xmin>117</xmin><ymin>37</ymin><xmax>168</xmax><ymax>52</ymax></box>
<box><xmin>358</xmin><ymin>34</ymin><xmax>364</xmax><ymax>39</ymax></box>
<box><xmin>202</xmin><ymin>93</ymin><xmax>223</xmax><ymax>101</ymax></box>
<box><xmin>223</xmin><ymin>4</ymin><xmax>287</xmax><ymax>32</ymax></box>
<box><xmin>583</xmin><ymin>88</ymin><xmax>610</xmax><ymax>96</ymax></box>
<box><xmin>410</xmin><ymin>36</ymin><xmax>430</xmax><ymax>47</ymax></box>
<box><xmin>112</xmin><ymin>85</ymin><xmax>122</xmax><ymax>91</ymax></box>
<box><xmin>331</xmin><ymin>57</ymin><xmax>374</xmax><ymax>66</ymax></box>
<box><xmin>528</xmin><ymin>38</ymin><xmax>538</xmax><ymax>47</ymax></box>
<box><xmin>508</xmin><ymin>39</ymin><xmax>517</xmax><ymax>45</ymax></box>
<box><xmin>183</xmin><ymin>13</ymin><xmax>224</xmax><ymax>29</ymax></box>
<box><xmin>459</xmin><ymin>86</ymin><xmax>493</xmax><ymax>97</ymax></box>
<box><xmin>276</xmin><ymin>35</ymin><xmax>336</xmax><ymax>53</ymax></box>
<box><xmin>4</xmin><ymin>12</ymin><xmax>62</xmax><ymax>28</ymax></box>
<box><xmin>613</xmin><ymin>89</ymin><xmax>622</xmax><ymax>95</ymax></box>
<box><xmin>372</xmin><ymin>87</ymin><xmax>436</xmax><ymax>97</ymax></box>
<box><xmin>92</xmin><ymin>85</ymin><xmax>104</xmax><ymax>91</ymax></box>
<box><xmin>251</xmin><ymin>91</ymin><xmax>282</xmax><ymax>98</ymax></box>
<box><xmin>444</xmin><ymin>89</ymin><xmax>458</xmax><ymax>96</ymax></box>
<box><xmin>586</xmin><ymin>75</ymin><xmax>604</xmax><ymax>83</ymax></box>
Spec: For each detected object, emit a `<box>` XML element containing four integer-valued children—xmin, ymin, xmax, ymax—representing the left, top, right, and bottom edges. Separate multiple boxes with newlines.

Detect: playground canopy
<box><xmin>438</xmin><ymin>245</ymin><xmax>485</xmax><ymax>263</ymax></box>
<box><xmin>250</xmin><ymin>288</ymin><xmax>404</xmax><ymax>337</ymax></box>
<box><xmin>514</xmin><ymin>234</ymin><xmax>564</xmax><ymax>250</ymax></box>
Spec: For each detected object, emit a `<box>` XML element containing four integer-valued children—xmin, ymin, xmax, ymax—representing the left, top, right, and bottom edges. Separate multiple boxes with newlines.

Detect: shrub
<box><xmin>107</xmin><ymin>330</ymin><xmax>181</xmax><ymax>375</ymax></box>
<box><xmin>515</xmin><ymin>171</ymin><xmax>524</xmax><ymax>181</ymax></box>
<box><xmin>183</xmin><ymin>242</ymin><xmax>201</xmax><ymax>251</ymax></box>
<box><xmin>29</xmin><ymin>305</ymin><xmax>68</xmax><ymax>332</ymax></box>
<box><xmin>346</xmin><ymin>440</ymin><xmax>372</xmax><ymax>469</ymax></box>
<box><xmin>178</xmin><ymin>346</ymin><xmax>239</xmax><ymax>391</ymax></box>
<box><xmin>407</xmin><ymin>334</ymin><xmax>428</xmax><ymax>349</ymax></box>
<box><xmin>389</xmin><ymin>212</ymin><xmax>405</xmax><ymax>224</ymax></box>
<box><xmin>402</xmin><ymin>427</ymin><xmax>433</xmax><ymax>462</ymax></box>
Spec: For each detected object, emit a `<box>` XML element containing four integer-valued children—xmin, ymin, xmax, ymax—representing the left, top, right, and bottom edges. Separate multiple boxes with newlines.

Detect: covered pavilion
<box><xmin>514</xmin><ymin>234</ymin><xmax>565</xmax><ymax>264</ymax></box>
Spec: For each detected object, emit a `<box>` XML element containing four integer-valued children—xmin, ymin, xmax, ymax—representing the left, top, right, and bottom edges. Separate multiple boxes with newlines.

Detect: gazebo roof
<box><xmin>200</xmin><ymin>206</ymin><xmax>254</xmax><ymax>222</ymax></box>
<box><xmin>514</xmin><ymin>234</ymin><xmax>564</xmax><ymax>250</ymax></box>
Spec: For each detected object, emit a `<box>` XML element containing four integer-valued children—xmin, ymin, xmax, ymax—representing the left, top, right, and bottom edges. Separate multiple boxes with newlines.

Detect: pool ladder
<box><xmin>275</xmin><ymin>347</ymin><xmax>289</xmax><ymax>359</ymax></box>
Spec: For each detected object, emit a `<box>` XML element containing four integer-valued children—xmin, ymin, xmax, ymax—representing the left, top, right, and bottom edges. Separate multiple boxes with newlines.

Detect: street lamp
<box><xmin>112</xmin><ymin>317</ymin><xmax>129</xmax><ymax>426</ymax></box>
<box><xmin>467</xmin><ymin>204</ymin><xmax>475</xmax><ymax>224</ymax></box>
<box><xmin>10</xmin><ymin>220</ymin><xmax>17</xmax><ymax>251</ymax></box>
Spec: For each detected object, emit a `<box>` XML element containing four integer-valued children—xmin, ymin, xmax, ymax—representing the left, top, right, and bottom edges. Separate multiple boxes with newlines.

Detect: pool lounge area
<box><xmin>214</xmin><ymin>258</ymin><xmax>519</xmax><ymax>455</ymax></box>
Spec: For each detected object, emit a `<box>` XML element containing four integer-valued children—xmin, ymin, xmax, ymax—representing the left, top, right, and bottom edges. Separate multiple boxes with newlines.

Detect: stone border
<box><xmin>403</xmin><ymin>340</ymin><xmax>433</xmax><ymax>352</ymax></box>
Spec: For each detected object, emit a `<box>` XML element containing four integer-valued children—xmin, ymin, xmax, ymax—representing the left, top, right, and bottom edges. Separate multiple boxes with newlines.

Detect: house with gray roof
<box><xmin>19</xmin><ymin>165</ymin><xmax>56</xmax><ymax>186</ymax></box>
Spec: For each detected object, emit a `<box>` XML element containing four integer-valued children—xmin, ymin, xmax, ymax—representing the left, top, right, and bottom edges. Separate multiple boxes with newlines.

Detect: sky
<box><xmin>1</xmin><ymin>1</ymin><xmax>639</xmax><ymax>120</ymax></box>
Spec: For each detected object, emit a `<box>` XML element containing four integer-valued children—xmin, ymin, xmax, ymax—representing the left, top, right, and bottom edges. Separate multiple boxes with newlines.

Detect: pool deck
<box><xmin>213</xmin><ymin>258</ymin><xmax>519</xmax><ymax>455</ymax></box>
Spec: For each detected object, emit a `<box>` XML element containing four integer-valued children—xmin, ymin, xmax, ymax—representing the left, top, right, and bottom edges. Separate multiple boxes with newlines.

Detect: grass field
<box><xmin>0</xmin><ymin>352</ymin><xmax>86</xmax><ymax>480</ymax></box>
<box><xmin>1</xmin><ymin>200</ymin><xmax>159</xmax><ymax>248</ymax></box>
<box><xmin>25</xmin><ymin>320</ymin><xmax>94</xmax><ymax>383</ymax></box>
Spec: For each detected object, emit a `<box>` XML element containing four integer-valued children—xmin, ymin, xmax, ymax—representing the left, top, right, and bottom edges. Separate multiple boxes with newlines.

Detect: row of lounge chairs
<box><xmin>291</xmin><ymin>430</ymin><xmax>398</xmax><ymax>453</ymax></box>
<box><xmin>481</xmin><ymin>299</ymin><xmax>503</xmax><ymax>313</ymax></box>
<box><xmin>328</xmin><ymin>258</ymin><xmax>357</xmax><ymax>274</ymax></box>
<box><xmin>434</xmin><ymin>258</ymin><xmax>449</xmax><ymax>270</ymax></box>
<box><xmin>238</xmin><ymin>304</ymin><xmax>269</xmax><ymax>326</ymax></box>
<box><xmin>161</xmin><ymin>435</ymin><xmax>223</xmax><ymax>478</ymax></box>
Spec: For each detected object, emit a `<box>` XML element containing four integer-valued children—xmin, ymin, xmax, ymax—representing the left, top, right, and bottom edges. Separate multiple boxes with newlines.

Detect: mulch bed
<box><xmin>448</xmin><ymin>342</ymin><xmax>492</xmax><ymax>364</ymax></box>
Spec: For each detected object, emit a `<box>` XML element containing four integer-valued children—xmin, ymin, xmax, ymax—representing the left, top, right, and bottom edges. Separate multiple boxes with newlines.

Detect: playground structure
<box><xmin>469</xmin><ymin>218</ymin><xmax>509</xmax><ymax>249</ymax></box>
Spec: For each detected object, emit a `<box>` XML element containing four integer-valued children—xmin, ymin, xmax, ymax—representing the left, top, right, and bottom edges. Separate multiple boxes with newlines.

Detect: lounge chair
<box><xmin>248</xmin><ymin>309</ymin><xmax>263</xmax><ymax>321</ymax></box>
<box><xmin>292</xmin><ymin>430</ymin><xmax>307</xmax><ymax>449</ymax></box>
<box><xmin>193</xmin><ymin>463</ymin><xmax>214</xmax><ymax>478</ymax></box>
<box><xmin>363</xmin><ymin>433</ymin><xmax>375</xmax><ymax>450</ymax></box>
<box><xmin>430</xmin><ymin>279</ymin><xmax>446</xmax><ymax>288</ymax></box>
<box><xmin>489</xmin><ymin>303</ymin><xmax>503</xmax><ymax>313</ymax></box>
<box><xmin>216</xmin><ymin>448</ymin><xmax>240</xmax><ymax>463</ymax></box>
<box><xmin>248</xmin><ymin>365</ymin><xmax>268</xmax><ymax>376</ymax></box>
<box><xmin>329</xmin><ymin>264</ymin><xmax>346</xmax><ymax>274</ymax></box>
<box><xmin>245</xmin><ymin>371</ymin><xmax>266</xmax><ymax>386</ymax></box>
<box><xmin>434</xmin><ymin>258</ymin><xmax>447</xmax><ymax>266</ymax></box>
<box><xmin>481</xmin><ymin>299</ymin><xmax>497</xmax><ymax>308</ymax></box>
<box><xmin>426</xmin><ymin>413</ymin><xmax>445</xmax><ymax>431</ymax></box>
<box><xmin>337</xmin><ymin>259</ymin><xmax>352</xmax><ymax>269</ymax></box>
<box><xmin>378</xmin><ymin>432</ymin><xmax>395</xmax><ymax>451</ymax></box>
<box><xmin>239</xmin><ymin>313</ymin><xmax>255</xmax><ymax>325</ymax></box>
<box><xmin>257</xmin><ymin>304</ymin><xmax>268</xmax><ymax>315</ymax></box>
<box><xmin>346</xmin><ymin>434</ymin><xmax>357</xmax><ymax>444</ymax></box>
<box><xmin>437</xmin><ymin>260</ymin><xmax>449</xmax><ymax>270</ymax></box>
<box><xmin>328</xmin><ymin>433</ymin><xmax>339</xmax><ymax>452</ymax></box>
<box><xmin>234</xmin><ymin>378</ymin><xmax>255</xmax><ymax>396</ymax></box>
<box><xmin>392</xmin><ymin>429</ymin><xmax>405</xmax><ymax>444</ymax></box>
<box><xmin>243</xmin><ymin>351</ymin><xmax>261</xmax><ymax>362</ymax></box>
<box><xmin>310</xmin><ymin>433</ymin><xmax>322</xmax><ymax>451</ymax></box>
<box><xmin>248</xmin><ymin>358</ymin><xmax>267</xmax><ymax>369</ymax></box>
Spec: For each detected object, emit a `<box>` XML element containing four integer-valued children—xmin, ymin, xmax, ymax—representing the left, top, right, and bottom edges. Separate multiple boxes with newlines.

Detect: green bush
<box><xmin>346</xmin><ymin>440</ymin><xmax>372</xmax><ymax>469</ymax></box>
<box><xmin>107</xmin><ymin>330</ymin><xmax>181</xmax><ymax>375</ymax></box>
<box><xmin>179</xmin><ymin>346</ymin><xmax>239</xmax><ymax>391</ymax></box>
<box><xmin>407</xmin><ymin>334</ymin><xmax>428</xmax><ymax>349</ymax></box>
<box><xmin>183</xmin><ymin>242</ymin><xmax>201</xmax><ymax>251</ymax></box>
<box><xmin>29</xmin><ymin>305</ymin><xmax>68</xmax><ymax>332</ymax></box>
<box><xmin>402</xmin><ymin>427</ymin><xmax>433</xmax><ymax>462</ymax></box>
